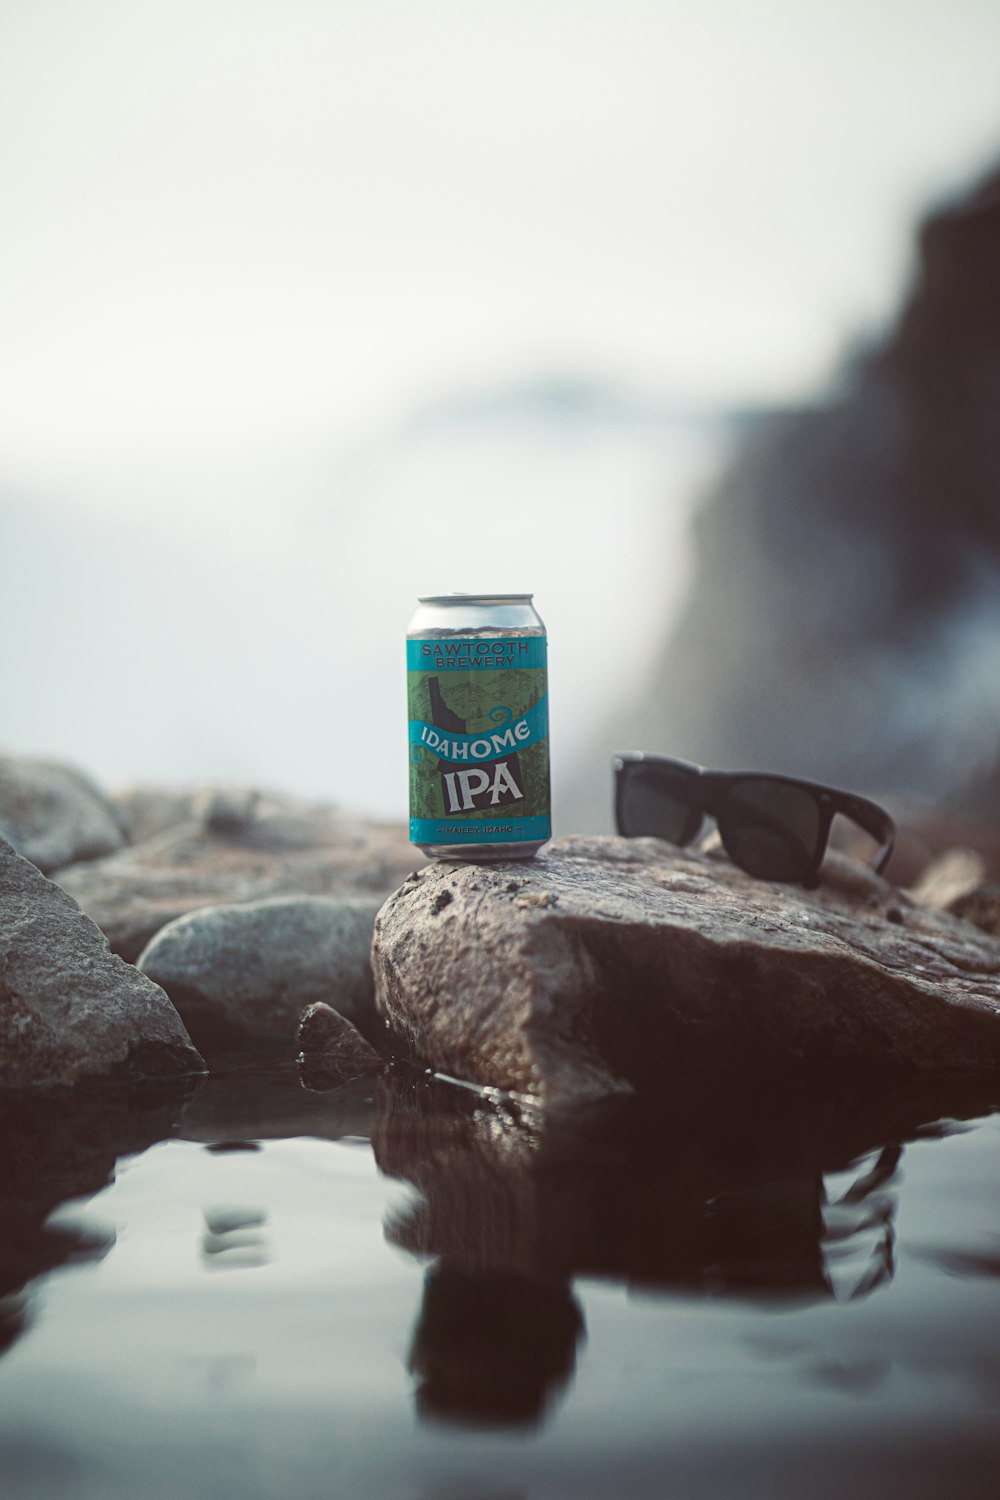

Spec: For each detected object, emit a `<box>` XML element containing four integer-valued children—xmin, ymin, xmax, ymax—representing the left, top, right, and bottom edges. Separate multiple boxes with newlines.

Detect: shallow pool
<box><xmin>2</xmin><ymin>1056</ymin><xmax>999</xmax><ymax>1499</ymax></box>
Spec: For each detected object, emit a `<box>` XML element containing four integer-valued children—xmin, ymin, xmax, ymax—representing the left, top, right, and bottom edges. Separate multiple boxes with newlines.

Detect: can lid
<box><xmin>417</xmin><ymin>592</ymin><xmax>534</xmax><ymax>605</ymax></box>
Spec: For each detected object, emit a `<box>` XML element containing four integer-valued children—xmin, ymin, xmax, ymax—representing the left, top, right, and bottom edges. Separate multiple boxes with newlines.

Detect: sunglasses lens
<box><xmin>718</xmin><ymin>779</ymin><xmax>821</xmax><ymax>881</ymax></box>
<box><xmin>617</xmin><ymin>766</ymin><xmax>703</xmax><ymax>844</ymax></box>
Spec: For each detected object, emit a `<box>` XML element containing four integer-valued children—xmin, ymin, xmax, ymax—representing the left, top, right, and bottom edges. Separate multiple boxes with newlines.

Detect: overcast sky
<box><xmin>2</xmin><ymin>0</ymin><xmax>1000</xmax><ymax>495</ymax></box>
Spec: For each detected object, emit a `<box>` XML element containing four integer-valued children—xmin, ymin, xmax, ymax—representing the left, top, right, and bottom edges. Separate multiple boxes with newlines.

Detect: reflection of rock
<box><xmin>375</xmin><ymin>1067</ymin><xmax>995</xmax><ymax>1431</ymax></box>
<box><xmin>623</xmin><ymin>164</ymin><xmax>1000</xmax><ymax>837</ymax></box>
<box><xmin>177</xmin><ymin>1057</ymin><xmax>377</xmax><ymax>1144</ymax></box>
<box><xmin>0</xmin><ymin>754</ymin><xmax>126</xmax><ymax>873</ymax></box>
<box><xmin>408</xmin><ymin>1266</ymin><xmax>584</xmax><ymax>1429</ymax></box>
<box><xmin>54</xmin><ymin>800</ymin><xmax>416</xmax><ymax>961</ymax></box>
<box><xmin>374</xmin><ymin>1068</ymin><xmax>994</xmax><ymax>1309</ymax></box>
<box><xmin>0</xmin><ymin>1079</ymin><xmax>196</xmax><ymax>1352</ymax></box>
<box><xmin>373</xmin><ymin>837</ymin><xmax>1000</xmax><ymax>1108</ymax></box>
<box><xmin>1</xmin><ymin>836</ymin><xmax>204</xmax><ymax>1086</ymax></box>
<box><xmin>136</xmin><ymin>894</ymin><xmax>385</xmax><ymax>1053</ymax></box>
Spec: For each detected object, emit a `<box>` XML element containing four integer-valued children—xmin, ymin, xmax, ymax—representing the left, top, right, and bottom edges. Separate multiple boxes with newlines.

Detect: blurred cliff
<box><xmin>592</xmin><ymin>163</ymin><xmax>1000</xmax><ymax>833</ymax></box>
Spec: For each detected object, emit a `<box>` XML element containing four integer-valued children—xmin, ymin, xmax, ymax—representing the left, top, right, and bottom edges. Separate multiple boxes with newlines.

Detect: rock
<box><xmin>53</xmin><ymin>799</ymin><xmax>417</xmax><ymax>961</ymax></box>
<box><xmin>296</xmin><ymin>1002</ymin><xmax>384</xmax><ymax>1090</ymax></box>
<box><xmin>0</xmin><ymin>836</ymin><xmax>204</xmax><ymax>1088</ymax></box>
<box><xmin>136</xmin><ymin>894</ymin><xmax>386</xmax><ymax>1052</ymax></box>
<box><xmin>0</xmin><ymin>754</ymin><xmax>126</xmax><ymax>873</ymax></box>
<box><xmin>948</xmin><ymin>883</ymin><xmax>1000</xmax><ymax>938</ymax></box>
<box><xmin>372</xmin><ymin>836</ymin><xmax>1000</xmax><ymax>1109</ymax></box>
<box><xmin>111</xmin><ymin>785</ymin><xmax>201</xmax><ymax>844</ymax></box>
<box><xmin>908</xmin><ymin>847</ymin><xmax>989</xmax><ymax>909</ymax></box>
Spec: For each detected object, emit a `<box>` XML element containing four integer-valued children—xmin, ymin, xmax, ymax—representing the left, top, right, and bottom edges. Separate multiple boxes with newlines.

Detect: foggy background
<box><xmin>3</xmin><ymin>0</ymin><xmax>1000</xmax><ymax>830</ymax></box>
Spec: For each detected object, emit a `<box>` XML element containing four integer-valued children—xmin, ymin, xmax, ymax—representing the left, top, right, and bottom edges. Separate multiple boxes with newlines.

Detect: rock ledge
<box><xmin>373</xmin><ymin>836</ymin><xmax>1000</xmax><ymax>1108</ymax></box>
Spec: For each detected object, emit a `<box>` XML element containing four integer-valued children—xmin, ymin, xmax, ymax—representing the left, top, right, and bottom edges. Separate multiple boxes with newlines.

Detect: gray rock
<box><xmin>948</xmin><ymin>883</ymin><xmax>1000</xmax><ymax>938</ymax></box>
<box><xmin>112</xmin><ymin>785</ymin><xmax>201</xmax><ymax>844</ymax></box>
<box><xmin>0</xmin><ymin>835</ymin><xmax>204</xmax><ymax>1087</ymax></box>
<box><xmin>0</xmin><ymin>754</ymin><xmax>126</xmax><ymax>873</ymax></box>
<box><xmin>53</xmin><ymin>801</ymin><xmax>417</xmax><ymax>961</ymax></box>
<box><xmin>136</xmin><ymin>894</ymin><xmax>386</xmax><ymax>1051</ymax></box>
<box><xmin>296</xmin><ymin>1001</ymin><xmax>384</xmax><ymax>1090</ymax></box>
<box><xmin>111</xmin><ymin>782</ymin><xmax>332</xmax><ymax>845</ymax></box>
<box><xmin>372</xmin><ymin>836</ymin><xmax>1000</xmax><ymax>1109</ymax></box>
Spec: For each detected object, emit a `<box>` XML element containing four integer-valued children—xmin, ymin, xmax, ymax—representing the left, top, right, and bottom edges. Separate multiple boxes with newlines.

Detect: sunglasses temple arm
<box><xmin>874</xmin><ymin>834</ymin><xmax>896</xmax><ymax>875</ymax></box>
<box><xmin>834</xmin><ymin>793</ymin><xmax>896</xmax><ymax>876</ymax></box>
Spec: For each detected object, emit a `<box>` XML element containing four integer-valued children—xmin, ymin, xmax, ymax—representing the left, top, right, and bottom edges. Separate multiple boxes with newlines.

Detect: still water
<box><xmin>2</xmin><ymin>1055</ymin><xmax>999</xmax><ymax>1500</ymax></box>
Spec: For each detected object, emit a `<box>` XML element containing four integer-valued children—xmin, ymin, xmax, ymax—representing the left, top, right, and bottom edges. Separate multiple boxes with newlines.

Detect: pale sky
<box><xmin>2</xmin><ymin>0</ymin><xmax>1000</xmax><ymax>490</ymax></box>
<box><xmin>3</xmin><ymin>1</ymin><xmax>1000</xmax><ymax>813</ymax></box>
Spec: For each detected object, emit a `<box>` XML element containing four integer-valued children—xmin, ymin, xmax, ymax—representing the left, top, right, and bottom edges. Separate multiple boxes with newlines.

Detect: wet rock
<box><xmin>372</xmin><ymin>836</ymin><xmax>1000</xmax><ymax>1109</ymax></box>
<box><xmin>136</xmin><ymin>894</ymin><xmax>385</xmax><ymax>1052</ymax></box>
<box><xmin>296</xmin><ymin>1002</ymin><xmax>384</xmax><ymax>1090</ymax></box>
<box><xmin>0</xmin><ymin>835</ymin><xmax>205</xmax><ymax>1087</ymax></box>
<box><xmin>0</xmin><ymin>754</ymin><xmax>126</xmax><ymax>873</ymax></box>
<box><xmin>53</xmin><ymin>800</ymin><xmax>416</xmax><ymax>961</ymax></box>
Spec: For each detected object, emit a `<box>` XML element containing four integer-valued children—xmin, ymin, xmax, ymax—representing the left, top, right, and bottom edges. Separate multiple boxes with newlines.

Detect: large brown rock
<box><xmin>373</xmin><ymin>836</ymin><xmax>1000</xmax><ymax>1109</ymax></box>
<box><xmin>53</xmin><ymin>798</ymin><xmax>417</xmax><ymax>961</ymax></box>
<box><xmin>0</xmin><ymin>836</ymin><xmax>204</xmax><ymax>1087</ymax></box>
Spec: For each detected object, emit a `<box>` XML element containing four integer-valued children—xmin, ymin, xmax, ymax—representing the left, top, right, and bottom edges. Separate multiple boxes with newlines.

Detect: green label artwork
<box><xmin>407</xmin><ymin>636</ymin><xmax>550</xmax><ymax>846</ymax></box>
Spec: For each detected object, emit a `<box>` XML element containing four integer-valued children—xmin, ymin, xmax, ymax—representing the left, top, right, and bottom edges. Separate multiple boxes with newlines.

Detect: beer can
<box><xmin>406</xmin><ymin>592</ymin><xmax>551</xmax><ymax>859</ymax></box>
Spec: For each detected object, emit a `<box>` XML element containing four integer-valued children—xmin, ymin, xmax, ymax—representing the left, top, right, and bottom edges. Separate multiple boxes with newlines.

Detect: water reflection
<box><xmin>1</xmin><ymin>1052</ymin><xmax>997</xmax><ymax>1457</ymax></box>
<box><xmin>0</xmin><ymin>1079</ymin><xmax>196</xmax><ymax>1355</ymax></box>
<box><xmin>373</xmin><ymin>1069</ymin><xmax>995</xmax><ymax>1429</ymax></box>
<box><xmin>409</xmin><ymin>1267</ymin><xmax>584</xmax><ymax>1429</ymax></box>
<box><xmin>199</xmin><ymin>1205</ymin><xmax>271</xmax><ymax>1271</ymax></box>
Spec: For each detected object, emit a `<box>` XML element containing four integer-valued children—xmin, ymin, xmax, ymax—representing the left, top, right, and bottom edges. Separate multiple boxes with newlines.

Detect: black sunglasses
<box><xmin>614</xmin><ymin>754</ymin><xmax>895</xmax><ymax>888</ymax></box>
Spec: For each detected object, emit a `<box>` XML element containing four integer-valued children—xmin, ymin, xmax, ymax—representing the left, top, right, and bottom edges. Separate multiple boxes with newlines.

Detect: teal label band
<box><xmin>410</xmin><ymin>814</ymin><xmax>551</xmax><ymax>845</ymax></box>
<box><xmin>407</xmin><ymin>629</ymin><xmax>550</xmax><ymax>842</ymax></box>
<box><xmin>408</xmin><ymin>695</ymin><xmax>548</xmax><ymax>766</ymax></box>
<box><xmin>407</xmin><ymin>637</ymin><xmax>547</xmax><ymax>671</ymax></box>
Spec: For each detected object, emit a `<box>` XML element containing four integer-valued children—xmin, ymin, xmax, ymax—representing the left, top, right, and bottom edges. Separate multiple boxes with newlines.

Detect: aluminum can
<box><xmin>407</xmin><ymin>593</ymin><xmax>551</xmax><ymax>860</ymax></box>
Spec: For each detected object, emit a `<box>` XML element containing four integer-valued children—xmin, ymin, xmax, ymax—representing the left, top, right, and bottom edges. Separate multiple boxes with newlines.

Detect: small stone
<box><xmin>0</xmin><ymin>835</ymin><xmax>204</xmax><ymax>1087</ymax></box>
<box><xmin>297</xmin><ymin>1002</ymin><xmax>384</xmax><ymax>1090</ymax></box>
<box><xmin>0</xmin><ymin>755</ymin><xmax>126</xmax><ymax>873</ymax></box>
<box><xmin>194</xmin><ymin>786</ymin><xmax>261</xmax><ymax>835</ymax></box>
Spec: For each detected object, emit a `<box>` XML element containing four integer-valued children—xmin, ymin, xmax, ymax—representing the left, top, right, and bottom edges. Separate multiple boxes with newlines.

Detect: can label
<box><xmin>407</xmin><ymin>635</ymin><xmax>550</xmax><ymax>846</ymax></box>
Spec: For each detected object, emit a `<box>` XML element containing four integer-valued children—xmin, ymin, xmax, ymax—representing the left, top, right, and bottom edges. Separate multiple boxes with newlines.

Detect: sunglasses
<box><xmin>614</xmin><ymin>754</ymin><xmax>895</xmax><ymax>888</ymax></box>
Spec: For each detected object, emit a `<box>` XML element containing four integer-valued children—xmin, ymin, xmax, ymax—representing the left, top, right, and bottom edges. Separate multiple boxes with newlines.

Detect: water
<box><xmin>2</xmin><ymin>1057</ymin><xmax>999</xmax><ymax>1500</ymax></box>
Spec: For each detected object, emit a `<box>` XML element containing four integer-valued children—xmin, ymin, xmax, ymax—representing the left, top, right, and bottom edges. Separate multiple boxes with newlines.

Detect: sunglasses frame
<box><xmin>613</xmin><ymin>753</ymin><xmax>896</xmax><ymax>888</ymax></box>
